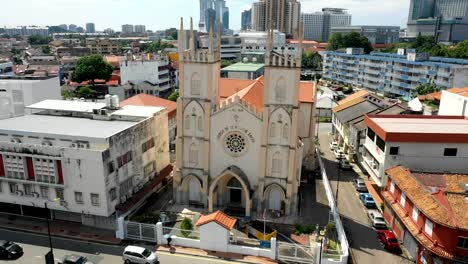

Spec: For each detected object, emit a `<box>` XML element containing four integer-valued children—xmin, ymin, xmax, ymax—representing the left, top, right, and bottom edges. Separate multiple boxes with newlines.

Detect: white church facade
<box><xmin>173</xmin><ymin>18</ymin><xmax>317</xmax><ymax>217</ymax></box>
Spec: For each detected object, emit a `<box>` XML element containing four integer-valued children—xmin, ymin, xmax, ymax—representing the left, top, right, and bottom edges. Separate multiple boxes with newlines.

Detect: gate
<box><xmin>277</xmin><ymin>242</ymin><xmax>316</xmax><ymax>264</ymax></box>
<box><xmin>125</xmin><ymin>221</ymin><xmax>158</xmax><ymax>242</ymax></box>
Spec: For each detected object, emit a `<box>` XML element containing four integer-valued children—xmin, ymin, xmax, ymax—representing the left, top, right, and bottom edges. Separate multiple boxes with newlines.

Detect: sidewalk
<box><xmin>0</xmin><ymin>214</ymin><xmax>121</xmax><ymax>245</ymax></box>
<box><xmin>155</xmin><ymin>245</ymin><xmax>277</xmax><ymax>264</ymax></box>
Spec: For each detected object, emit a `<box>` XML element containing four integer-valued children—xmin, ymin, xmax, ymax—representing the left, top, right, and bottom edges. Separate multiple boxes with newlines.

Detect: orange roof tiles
<box><xmin>196</xmin><ymin>211</ymin><xmax>237</xmax><ymax>230</ymax></box>
<box><xmin>337</xmin><ymin>90</ymin><xmax>369</xmax><ymax>105</ymax></box>
<box><xmin>385</xmin><ymin>166</ymin><xmax>468</xmax><ymax>230</ymax></box>
<box><xmin>120</xmin><ymin>94</ymin><xmax>177</xmax><ymax>119</ymax></box>
<box><xmin>446</xmin><ymin>87</ymin><xmax>468</xmax><ymax>98</ymax></box>
<box><xmin>219</xmin><ymin>77</ymin><xmax>316</xmax><ymax>112</ymax></box>
<box><xmin>332</xmin><ymin>97</ymin><xmax>366</xmax><ymax>113</ymax></box>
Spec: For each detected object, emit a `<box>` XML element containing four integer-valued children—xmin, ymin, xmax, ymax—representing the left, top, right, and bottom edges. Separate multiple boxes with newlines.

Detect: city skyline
<box><xmin>0</xmin><ymin>0</ymin><xmax>409</xmax><ymax>32</ymax></box>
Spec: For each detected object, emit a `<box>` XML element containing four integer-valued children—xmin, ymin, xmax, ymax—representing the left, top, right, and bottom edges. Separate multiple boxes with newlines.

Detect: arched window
<box><xmin>275</xmin><ymin>77</ymin><xmax>286</xmax><ymax>102</ymax></box>
<box><xmin>269</xmin><ymin>122</ymin><xmax>276</xmax><ymax>138</ymax></box>
<box><xmin>189</xmin><ymin>144</ymin><xmax>198</xmax><ymax>164</ymax></box>
<box><xmin>227</xmin><ymin>177</ymin><xmax>242</xmax><ymax>188</ymax></box>
<box><xmin>283</xmin><ymin>124</ymin><xmax>289</xmax><ymax>139</ymax></box>
<box><xmin>272</xmin><ymin>152</ymin><xmax>282</xmax><ymax>173</ymax></box>
<box><xmin>197</xmin><ymin>116</ymin><xmax>203</xmax><ymax>131</ymax></box>
<box><xmin>191</xmin><ymin>73</ymin><xmax>201</xmax><ymax>96</ymax></box>
<box><xmin>185</xmin><ymin>115</ymin><xmax>191</xmax><ymax>129</ymax></box>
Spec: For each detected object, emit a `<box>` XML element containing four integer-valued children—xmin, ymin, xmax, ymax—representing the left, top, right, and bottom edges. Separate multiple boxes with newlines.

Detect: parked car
<box><xmin>0</xmin><ymin>240</ymin><xmax>23</xmax><ymax>260</ymax></box>
<box><xmin>329</xmin><ymin>141</ymin><xmax>338</xmax><ymax>150</ymax></box>
<box><xmin>59</xmin><ymin>255</ymin><xmax>95</xmax><ymax>264</ymax></box>
<box><xmin>367</xmin><ymin>210</ymin><xmax>386</xmax><ymax>229</ymax></box>
<box><xmin>333</xmin><ymin>149</ymin><xmax>345</xmax><ymax>159</ymax></box>
<box><xmin>353</xmin><ymin>178</ymin><xmax>368</xmax><ymax>192</ymax></box>
<box><xmin>359</xmin><ymin>193</ymin><xmax>376</xmax><ymax>208</ymax></box>
<box><xmin>123</xmin><ymin>246</ymin><xmax>159</xmax><ymax>264</ymax></box>
<box><xmin>377</xmin><ymin>230</ymin><xmax>401</xmax><ymax>252</ymax></box>
<box><xmin>339</xmin><ymin>159</ymin><xmax>351</xmax><ymax>170</ymax></box>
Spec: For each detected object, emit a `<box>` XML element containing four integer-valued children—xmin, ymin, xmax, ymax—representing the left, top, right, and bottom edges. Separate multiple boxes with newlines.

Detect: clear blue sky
<box><xmin>0</xmin><ymin>0</ymin><xmax>409</xmax><ymax>31</ymax></box>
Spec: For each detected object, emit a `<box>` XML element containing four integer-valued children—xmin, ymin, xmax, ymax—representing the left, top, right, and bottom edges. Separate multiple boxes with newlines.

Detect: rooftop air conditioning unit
<box><xmin>15</xmin><ymin>190</ymin><xmax>24</xmax><ymax>196</ymax></box>
<box><xmin>32</xmin><ymin>192</ymin><xmax>40</xmax><ymax>198</ymax></box>
<box><xmin>42</xmin><ymin>141</ymin><xmax>52</xmax><ymax>146</ymax></box>
<box><xmin>70</xmin><ymin>143</ymin><xmax>78</xmax><ymax>148</ymax></box>
<box><xmin>11</xmin><ymin>138</ymin><xmax>21</xmax><ymax>143</ymax></box>
<box><xmin>60</xmin><ymin>200</ymin><xmax>68</xmax><ymax>207</ymax></box>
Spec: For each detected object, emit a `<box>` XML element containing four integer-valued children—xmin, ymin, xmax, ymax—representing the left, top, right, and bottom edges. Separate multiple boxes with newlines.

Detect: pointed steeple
<box><xmin>179</xmin><ymin>17</ymin><xmax>184</xmax><ymax>53</ymax></box>
<box><xmin>208</xmin><ymin>16</ymin><xmax>214</xmax><ymax>53</ymax></box>
<box><xmin>189</xmin><ymin>17</ymin><xmax>195</xmax><ymax>51</ymax></box>
<box><xmin>216</xmin><ymin>18</ymin><xmax>221</xmax><ymax>51</ymax></box>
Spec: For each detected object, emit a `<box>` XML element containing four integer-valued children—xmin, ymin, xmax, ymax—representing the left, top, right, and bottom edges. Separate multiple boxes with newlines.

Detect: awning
<box><xmin>365</xmin><ymin>180</ymin><xmax>384</xmax><ymax>209</ymax></box>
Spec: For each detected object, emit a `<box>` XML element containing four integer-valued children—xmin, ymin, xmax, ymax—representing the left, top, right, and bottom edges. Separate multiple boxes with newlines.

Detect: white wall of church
<box><xmin>182</xmin><ymin>63</ymin><xmax>219</xmax><ymax>100</ymax></box>
<box><xmin>265</xmin><ymin>68</ymin><xmax>299</xmax><ymax>105</ymax></box>
<box><xmin>209</xmin><ymin>104</ymin><xmax>262</xmax><ymax>182</ymax></box>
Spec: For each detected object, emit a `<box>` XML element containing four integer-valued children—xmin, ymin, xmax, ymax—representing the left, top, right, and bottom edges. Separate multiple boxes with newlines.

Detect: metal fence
<box><xmin>162</xmin><ymin>226</ymin><xmax>200</xmax><ymax>239</ymax></box>
<box><xmin>277</xmin><ymin>242</ymin><xmax>316</xmax><ymax>264</ymax></box>
<box><xmin>125</xmin><ymin>221</ymin><xmax>158</xmax><ymax>242</ymax></box>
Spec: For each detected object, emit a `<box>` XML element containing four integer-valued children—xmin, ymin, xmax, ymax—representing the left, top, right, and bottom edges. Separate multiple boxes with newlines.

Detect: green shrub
<box><xmin>130</xmin><ymin>212</ymin><xmax>160</xmax><ymax>224</ymax></box>
<box><xmin>180</xmin><ymin>217</ymin><xmax>193</xmax><ymax>237</ymax></box>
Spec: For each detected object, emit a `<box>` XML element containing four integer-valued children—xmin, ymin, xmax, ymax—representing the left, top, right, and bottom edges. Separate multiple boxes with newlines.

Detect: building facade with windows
<box><xmin>302</xmin><ymin>8</ymin><xmax>352</xmax><ymax>42</ymax></box>
<box><xmin>382</xmin><ymin>166</ymin><xmax>468</xmax><ymax>264</ymax></box>
<box><xmin>86</xmin><ymin>39</ymin><xmax>120</xmax><ymax>55</ymax></box>
<box><xmin>323</xmin><ymin>49</ymin><xmax>468</xmax><ymax>99</ymax></box>
<box><xmin>362</xmin><ymin>115</ymin><xmax>468</xmax><ymax>187</ymax></box>
<box><xmin>251</xmin><ymin>0</ymin><xmax>301</xmax><ymax>37</ymax></box>
<box><xmin>438</xmin><ymin>87</ymin><xmax>468</xmax><ymax>116</ymax></box>
<box><xmin>330</xmin><ymin>25</ymin><xmax>400</xmax><ymax>44</ymax></box>
<box><xmin>173</xmin><ymin>20</ymin><xmax>316</xmax><ymax>217</ymax></box>
<box><xmin>0</xmin><ymin>99</ymin><xmax>170</xmax><ymax>229</ymax></box>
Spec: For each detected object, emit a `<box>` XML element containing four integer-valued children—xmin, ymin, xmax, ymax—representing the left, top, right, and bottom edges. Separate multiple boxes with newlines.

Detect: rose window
<box><xmin>225</xmin><ymin>133</ymin><xmax>247</xmax><ymax>155</ymax></box>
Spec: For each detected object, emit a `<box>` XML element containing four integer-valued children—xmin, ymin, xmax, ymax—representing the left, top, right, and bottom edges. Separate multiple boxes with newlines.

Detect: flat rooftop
<box><xmin>0</xmin><ymin>115</ymin><xmax>137</xmax><ymax>139</ymax></box>
<box><xmin>365</xmin><ymin>115</ymin><xmax>468</xmax><ymax>143</ymax></box>
<box><xmin>221</xmin><ymin>62</ymin><xmax>265</xmax><ymax>72</ymax></box>
<box><xmin>28</xmin><ymin>99</ymin><xmax>107</xmax><ymax>113</ymax></box>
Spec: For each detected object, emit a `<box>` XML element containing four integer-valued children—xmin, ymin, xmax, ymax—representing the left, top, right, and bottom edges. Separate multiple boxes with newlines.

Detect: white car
<box><xmin>368</xmin><ymin>210</ymin><xmax>386</xmax><ymax>229</ymax></box>
<box><xmin>329</xmin><ymin>141</ymin><xmax>338</xmax><ymax>150</ymax></box>
<box><xmin>122</xmin><ymin>246</ymin><xmax>159</xmax><ymax>264</ymax></box>
<box><xmin>333</xmin><ymin>148</ymin><xmax>345</xmax><ymax>159</ymax></box>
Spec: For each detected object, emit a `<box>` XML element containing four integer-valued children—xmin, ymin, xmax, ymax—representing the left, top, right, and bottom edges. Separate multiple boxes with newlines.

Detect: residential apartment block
<box><xmin>382</xmin><ymin>166</ymin><xmax>468</xmax><ymax>264</ymax></box>
<box><xmin>330</xmin><ymin>25</ymin><xmax>400</xmax><ymax>44</ymax></box>
<box><xmin>0</xmin><ymin>76</ymin><xmax>61</xmax><ymax>120</ymax></box>
<box><xmin>362</xmin><ymin>115</ymin><xmax>468</xmax><ymax>187</ymax></box>
<box><xmin>323</xmin><ymin>49</ymin><xmax>468</xmax><ymax>99</ymax></box>
<box><xmin>2</xmin><ymin>26</ymin><xmax>49</xmax><ymax>37</ymax></box>
<box><xmin>86</xmin><ymin>39</ymin><xmax>120</xmax><ymax>55</ymax></box>
<box><xmin>0</xmin><ymin>99</ymin><xmax>170</xmax><ymax>229</ymax></box>
<box><xmin>251</xmin><ymin>0</ymin><xmax>301</xmax><ymax>37</ymax></box>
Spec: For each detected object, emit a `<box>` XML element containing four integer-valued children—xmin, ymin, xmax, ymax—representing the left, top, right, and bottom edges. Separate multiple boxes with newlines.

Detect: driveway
<box><xmin>317</xmin><ymin>123</ymin><xmax>413</xmax><ymax>264</ymax></box>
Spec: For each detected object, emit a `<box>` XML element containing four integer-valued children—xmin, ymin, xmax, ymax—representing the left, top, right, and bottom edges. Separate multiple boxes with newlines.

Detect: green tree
<box><xmin>416</xmin><ymin>81</ymin><xmax>439</xmax><ymax>95</ymax></box>
<box><xmin>180</xmin><ymin>217</ymin><xmax>193</xmax><ymax>238</ymax></box>
<box><xmin>27</xmin><ymin>35</ymin><xmax>52</xmax><ymax>45</ymax></box>
<box><xmin>42</xmin><ymin>45</ymin><xmax>51</xmax><ymax>54</ymax></box>
<box><xmin>221</xmin><ymin>59</ymin><xmax>233</xmax><ymax>68</ymax></box>
<box><xmin>168</xmin><ymin>90</ymin><xmax>179</xmax><ymax>101</ymax></box>
<box><xmin>62</xmin><ymin>89</ymin><xmax>74</xmax><ymax>100</ymax></box>
<box><xmin>72</xmin><ymin>55</ymin><xmax>114</xmax><ymax>89</ymax></box>
<box><xmin>171</xmin><ymin>31</ymin><xmax>178</xmax><ymax>40</ymax></box>
<box><xmin>75</xmin><ymin>86</ymin><xmax>96</xmax><ymax>99</ymax></box>
<box><xmin>327</xmin><ymin>32</ymin><xmax>373</xmax><ymax>53</ymax></box>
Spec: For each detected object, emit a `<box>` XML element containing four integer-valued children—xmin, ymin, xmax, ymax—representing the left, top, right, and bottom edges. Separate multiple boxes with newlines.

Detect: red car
<box><xmin>377</xmin><ymin>230</ymin><xmax>401</xmax><ymax>252</ymax></box>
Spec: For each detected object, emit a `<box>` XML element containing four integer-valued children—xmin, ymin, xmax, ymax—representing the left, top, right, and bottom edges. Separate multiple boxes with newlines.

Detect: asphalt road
<box><xmin>0</xmin><ymin>229</ymin><xmax>235</xmax><ymax>264</ymax></box>
<box><xmin>317</xmin><ymin>123</ymin><xmax>413</xmax><ymax>264</ymax></box>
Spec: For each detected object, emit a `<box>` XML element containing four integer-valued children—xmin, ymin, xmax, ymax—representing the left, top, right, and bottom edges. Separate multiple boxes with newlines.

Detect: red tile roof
<box><xmin>337</xmin><ymin>90</ymin><xmax>369</xmax><ymax>105</ymax></box>
<box><xmin>446</xmin><ymin>87</ymin><xmax>468</xmax><ymax>98</ymax></box>
<box><xmin>219</xmin><ymin>77</ymin><xmax>316</xmax><ymax>112</ymax></box>
<box><xmin>196</xmin><ymin>211</ymin><xmax>237</xmax><ymax>230</ymax></box>
<box><xmin>120</xmin><ymin>94</ymin><xmax>177</xmax><ymax>119</ymax></box>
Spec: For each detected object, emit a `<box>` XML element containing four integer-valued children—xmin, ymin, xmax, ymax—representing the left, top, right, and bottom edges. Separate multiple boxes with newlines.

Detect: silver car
<box><xmin>123</xmin><ymin>246</ymin><xmax>159</xmax><ymax>264</ymax></box>
<box><xmin>353</xmin><ymin>178</ymin><xmax>367</xmax><ymax>192</ymax></box>
<box><xmin>368</xmin><ymin>210</ymin><xmax>386</xmax><ymax>229</ymax></box>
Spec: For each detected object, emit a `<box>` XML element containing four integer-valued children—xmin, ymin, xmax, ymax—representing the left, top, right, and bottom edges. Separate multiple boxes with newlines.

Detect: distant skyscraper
<box><xmin>134</xmin><ymin>25</ymin><xmax>146</xmax><ymax>33</ymax></box>
<box><xmin>76</xmin><ymin>27</ymin><xmax>85</xmax><ymax>33</ymax></box>
<box><xmin>205</xmin><ymin>8</ymin><xmax>217</xmax><ymax>31</ymax></box>
<box><xmin>241</xmin><ymin>9</ymin><xmax>252</xmax><ymax>30</ymax></box>
<box><xmin>58</xmin><ymin>24</ymin><xmax>68</xmax><ymax>31</ymax></box>
<box><xmin>407</xmin><ymin>0</ymin><xmax>468</xmax><ymax>42</ymax></box>
<box><xmin>251</xmin><ymin>0</ymin><xmax>301</xmax><ymax>37</ymax></box>
<box><xmin>68</xmin><ymin>24</ymin><xmax>78</xmax><ymax>32</ymax></box>
<box><xmin>198</xmin><ymin>0</ymin><xmax>230</xmax><ymax>32</ymax></box>
<box><xmin>86</xmin><ymin>23</ymin><xmax>96</xmax><ymax>33</ymax></box>
<box><xmin>122</xmin><ymin>24</ymin><xmax>134</xmax><ymax>33</ymax></box>
<box><xmin>302</xmin><ymin>8</ymin><xmax>351</xmax><ymax>42</ymax></box>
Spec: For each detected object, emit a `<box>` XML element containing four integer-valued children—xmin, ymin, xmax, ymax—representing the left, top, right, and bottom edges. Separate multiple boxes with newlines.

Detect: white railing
<box><xmin>316</xmin><ymin>148</ymin><xmax>349</xmax><ymax>264</ymax></box>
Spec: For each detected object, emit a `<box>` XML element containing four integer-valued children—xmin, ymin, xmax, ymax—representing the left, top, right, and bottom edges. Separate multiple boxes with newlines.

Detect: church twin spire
<box><xmin>265</xmin><ymin>19</ymin><xmax>304</xmax><ymax>68</ymax></box>
<box><xmin>179</xmin><ymin>17</ymin><xmax>221</xmax><ymax>63</ymax></box>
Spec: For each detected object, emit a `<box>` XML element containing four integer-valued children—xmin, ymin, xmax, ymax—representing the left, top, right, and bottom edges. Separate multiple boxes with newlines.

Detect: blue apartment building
<box><xmin>323</xmin><ymin>48</ymin><xmax>468</xmax><ymax>99</ymax></box>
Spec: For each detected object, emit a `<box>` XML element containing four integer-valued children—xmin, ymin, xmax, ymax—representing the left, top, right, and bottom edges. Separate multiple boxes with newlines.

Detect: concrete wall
<box><xmin>120</xmin><ymin>60</ymin><xmax>168</xmax><ymax>84</ymax></box>
<box><xmin>439</xmin><ymin>90</ymin><xmax>468</xmax><ymax>116</ymax></box>
<box><xmin>200</xmin><ymin>222</ymin><xmax>230</xmax><ymax>252</ymax></box>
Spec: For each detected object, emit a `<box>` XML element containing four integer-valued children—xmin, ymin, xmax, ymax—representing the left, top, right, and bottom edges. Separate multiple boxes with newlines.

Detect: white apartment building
<box><xmin>0</xmin><ymin>76</ymin><xmax>61</xmax><ymax>120</ymax></box>
<box><xmin>438</xmin><ymin>88</ymin><xmax>468</xmax><ymax>116</ymax></box>
<box><xmin>120</xmin><ymin>55</ymin><xmax>174</xmax><ymax>97</ymax></box>
<box><xmin>0</xmin><ymin>98</ymin><xmax>170</xmax><ymax>229</ymax></box>
<box><xmin>302</xmin><ymin>8</ymin><xmax>351</xmax><ymax>42</ymax></box>
<box><xmin>362</xmin><ymin>115</ymin><xmax>468</xmax><ymax>187</ymax></box>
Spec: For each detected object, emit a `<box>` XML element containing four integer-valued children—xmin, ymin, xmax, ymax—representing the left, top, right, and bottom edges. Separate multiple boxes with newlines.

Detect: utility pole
<box><xmin>44</xmin><ymin>202</ymin><xmax>54</xmax><ymax>264</ymax></box>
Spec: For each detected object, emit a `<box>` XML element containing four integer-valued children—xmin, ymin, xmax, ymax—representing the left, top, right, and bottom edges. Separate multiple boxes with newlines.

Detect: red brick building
<box><xmin>382</xmin><ymin>166</ymin><xmax>468</xmax><ymax>264</ymax></box>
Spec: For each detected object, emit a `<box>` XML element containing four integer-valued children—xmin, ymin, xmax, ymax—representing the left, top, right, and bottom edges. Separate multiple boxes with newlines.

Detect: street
<box><xmin>0</xmin><ymin>229</ymin><xmax>235</xmax><ymax>264</ymax></box>
<box><xmin>317</xmin><ymin>122</ymin><xmax>413</xmax><ymax>264</ymax></box>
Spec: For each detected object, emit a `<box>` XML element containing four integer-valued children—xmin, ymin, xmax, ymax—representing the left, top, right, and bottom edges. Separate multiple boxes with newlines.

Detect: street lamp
<box><xmin>44</xmin><ymin>198</ymin><xmax>61</xmax><ymax>264</ymax></box>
